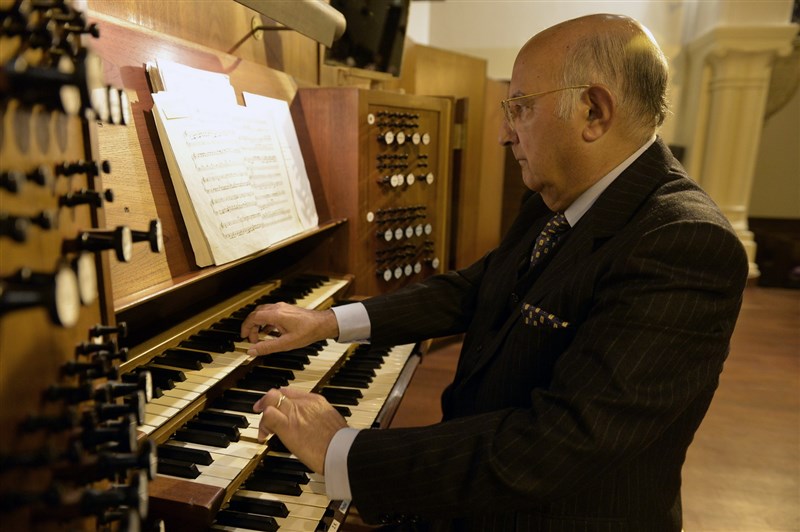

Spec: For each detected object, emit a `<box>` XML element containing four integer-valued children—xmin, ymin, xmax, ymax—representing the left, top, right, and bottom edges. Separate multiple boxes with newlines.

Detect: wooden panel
<box><xmin>78</xmin><ymin>0</ymin><xmax>320</xmax><ymax>84</ymax></box>
<box><xmin>294</xmin><ymin>88</ymin><xmax>452</xmax><ymax>295</ymax></box>
<box><xmin>0</xmin><ymin>7</ymin><xmax>131</xmax><ymax>528</ymax></box>
<box><xmin>478</xmin><ymin>78</ymin><xmax>509</xmax><ymax>251</ymax></box>
<box><xmin>399</xmin><ymin>41</ymin><xmax>489</xmax><ymax>268</ymax></box>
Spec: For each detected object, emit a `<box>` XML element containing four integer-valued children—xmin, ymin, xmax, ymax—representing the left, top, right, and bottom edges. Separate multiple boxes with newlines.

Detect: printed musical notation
<box><xmin>148</xmin><ymin>61</ymin><xmax>317</xmax><ymax>267</ymax></box>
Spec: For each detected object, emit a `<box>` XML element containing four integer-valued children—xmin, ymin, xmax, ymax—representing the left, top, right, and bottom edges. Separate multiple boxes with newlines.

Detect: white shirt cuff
<box><xmin>324</xmin><ymin>427</ymin><xmax>361</xmax><ymax>501</ymax></box>
<box><xmin>331</xmin><ymin>303</ymin><xmax>371</xmax><ymax>343</ymax></box>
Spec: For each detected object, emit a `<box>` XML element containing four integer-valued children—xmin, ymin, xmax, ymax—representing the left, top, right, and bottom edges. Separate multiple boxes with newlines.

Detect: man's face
<box><xmin>501</xmin><ymin>46</ymin><xmax>585</xmax><ymax>212</ymax></box>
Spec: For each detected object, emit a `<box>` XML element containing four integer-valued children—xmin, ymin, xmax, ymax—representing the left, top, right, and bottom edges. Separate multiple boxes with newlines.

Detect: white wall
<box><xmin>750</xmin><ymin>80</ymin><xmax>800</xmax><ymax>219</ymax></box>
<box><xmin>407</xmin><ymin>0</ymin><xmax>798</xmax><ymax>222</ymax></box>
<box><xmin>407</xmin><ymin>0</ymin><xmax>793</xmax><ymax>79</ymax></box>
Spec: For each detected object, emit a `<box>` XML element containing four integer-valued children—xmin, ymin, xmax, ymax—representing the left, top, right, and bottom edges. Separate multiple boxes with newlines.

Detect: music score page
<box><xmin>148</xmin><ymin>61</ymin><xmax>318</xmax><ymax>267</ymax></box>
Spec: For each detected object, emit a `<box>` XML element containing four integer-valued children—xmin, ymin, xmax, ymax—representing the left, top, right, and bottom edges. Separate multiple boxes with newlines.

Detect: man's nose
<box><xmin>498</xmin><ymin>119</ymin><xmax>517</xmax><ymax>146</ymax></box>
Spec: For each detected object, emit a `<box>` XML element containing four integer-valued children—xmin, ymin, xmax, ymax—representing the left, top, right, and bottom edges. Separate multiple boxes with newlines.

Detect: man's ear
<box><xmin>582</xmin><ymin>85</ymin><xmax>615</xmax><ymax>142</ymax></box>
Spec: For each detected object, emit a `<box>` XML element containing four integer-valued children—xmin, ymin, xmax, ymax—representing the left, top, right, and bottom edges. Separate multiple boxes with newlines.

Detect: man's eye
<box><xmin>510</xmin><ymin>103</ymin><xmax>524</xmax><ymax>120</ymax></box>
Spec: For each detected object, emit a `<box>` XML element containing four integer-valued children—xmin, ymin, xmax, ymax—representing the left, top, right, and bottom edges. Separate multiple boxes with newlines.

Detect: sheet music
<box><xmin>244</xmin><ymin>92</ymin><xmax>318</xmax><ymax>229</ymax></box>
<box><xmin>148</xmin><ymin>62</ymin><xmax>320</xmax><ymax>267</ymax></box>
<box><xmin>152</xmin><ymin>93</ymin><xmax>267</xmax><ymax>266</ymax></box>
<box><xmin>152</xmin><ymin>59</ymin><xmax>237</xmax><ymax>104</ymax></box>
<box><xmin>237</xmin><ymin>112</ymin><xmax>304</xmax><ymax>243</ymax></box>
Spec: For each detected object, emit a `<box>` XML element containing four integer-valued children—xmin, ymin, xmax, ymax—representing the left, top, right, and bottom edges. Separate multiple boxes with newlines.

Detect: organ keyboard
<box><xmin>123</xmin><ymin>273</ymin><xmax>421</xmax><ymax>530</ymax></box>
<box><xmin>2</xmin><ymin>5</ymin><xmax>430</xmax><ymax>529</ymax></box>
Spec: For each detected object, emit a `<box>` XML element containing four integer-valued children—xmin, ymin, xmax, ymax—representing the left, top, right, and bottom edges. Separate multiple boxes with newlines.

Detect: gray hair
<box><xmin>556</xmin><ymin>21</ymin><xmax>669</xmax><ymax>135</ymax></box>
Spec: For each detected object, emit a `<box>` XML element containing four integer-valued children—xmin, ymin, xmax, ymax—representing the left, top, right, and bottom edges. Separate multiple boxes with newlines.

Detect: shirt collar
<box><xmin>564</xmin><ymin>136</ymin><xmax>656</xmax><ymax>227</ymax></box>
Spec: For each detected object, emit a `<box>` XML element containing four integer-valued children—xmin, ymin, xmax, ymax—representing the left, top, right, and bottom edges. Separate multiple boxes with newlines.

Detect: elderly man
<box><xmin>241</xmin><ymin>14</ymin><xmax>748</xmax><ymax>531</ymax></box>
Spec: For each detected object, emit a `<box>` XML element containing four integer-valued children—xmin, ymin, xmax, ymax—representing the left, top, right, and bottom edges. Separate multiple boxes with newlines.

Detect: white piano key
<box><xmin>183</xmin><ymin>373</ymin><xmax>219</xmax><ymax>386</ymax></box>
<box><xmin>296</xmin><ymin>279</ymin><xmax>349</xmax><ymax>309</ymax></box>
<box><xmin>142</xmin><ymin>411</ymin><xmax>170</xmax><ymax>427</ymax></box>
<box><xmin>208</xmin><ymin>453</ymin><xmax>252</xmax><ymax>470</ymax></box>
<box><xmin>173</xmin><ymin>379</ymin><xmax>211</xmax><ymax>394</ymax></box>
<box><xmin>236</xmin><ymin>489</ymin><xmax>330</xmax><ymax>509</ymax></box>
<box><xmin>196</xmin><ymin>462</ymin><xmax>243</xmax><ymax>480</ymax></box>
<box><xmin>274</xmin><ymin>516</ymin><xmax>323</xmax><ymax>532</ymax></box>
<box><xmin>148</xmin><ymin>394</ymin><xmax>191</xmax><ymax>410</ymax></box>
<box><xmin>161</xmin><ymin>386</ymin><xmax>201</xmax><ymax>401</ymax></box>
<box><xmin>302</xmin><ymin>481</ymin><xmax>327</xmax><ymax>495</ymax></box>
<box><xmin>159</xmin><ymin>471</ymin><xmax>231</xmax><ymax>488</ymax></box>
<box><xmin>145</xmin><ymin>403</ymin><xmax>181</xmax><ymax>418</ymax></box>
<box><xmin>163</xmin><ymin>439</ymin><xmax>266</xmax><ymax>460</ymax></box>
<box><xmin>239</xmin><ymin>426</ymin><xmax>261</xmax><ymax>442</ymax></box>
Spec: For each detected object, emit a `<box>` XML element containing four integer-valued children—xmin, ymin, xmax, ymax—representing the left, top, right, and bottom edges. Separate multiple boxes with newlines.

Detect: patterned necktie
<box><xmin>530</xmin><ymin>212</ymin><xmax>570</xmax><ymax>268</ymax></box>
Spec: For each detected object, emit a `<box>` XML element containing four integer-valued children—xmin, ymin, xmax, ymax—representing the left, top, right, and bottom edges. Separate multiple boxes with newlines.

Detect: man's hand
<box><xmin>240</xmin><ymin>302</ymin><xmax>339</xmax><ymax>356</ymax></box>
<box><xmin>253</xmin><ymin>387</ymin><xmax>348</xmax><ymax>475</ymax></box>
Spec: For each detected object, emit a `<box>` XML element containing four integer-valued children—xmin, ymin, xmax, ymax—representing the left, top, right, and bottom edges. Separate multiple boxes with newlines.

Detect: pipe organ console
<box><xmin>1</xmin><ymin>2</ymin><xmax>441</xmax><ymax>531</ymax></box>
<box><xmin>292</xmin><ymin>89</ymin><xmax>452</xmax><ymax>296</ymax></box>
<box><xmin>1</xmin><ymin>1</ymin><xmax>159</xmax><ymax>530</ymax></box>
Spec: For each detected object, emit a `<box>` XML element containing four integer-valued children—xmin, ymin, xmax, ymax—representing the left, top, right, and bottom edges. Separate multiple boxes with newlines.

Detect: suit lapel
<box><xmin>460</xmin><ymin>139</ymin><xmax>679</xmax><ymax>382</ymax></box>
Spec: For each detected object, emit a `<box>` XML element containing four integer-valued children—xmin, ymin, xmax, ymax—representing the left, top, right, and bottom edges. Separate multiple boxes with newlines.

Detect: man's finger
<box><xmin>258</xmin><ymin>403</ymin><xmax>287</xmax><ymax>443</ymax></box>
<box><xmin>247</xmin><ymin>335</ymin><xmax>295</xmax><ymax>356</ymax></box>
<box><xmin>239</xmin><ymin>305</ymin><xmax>275</xmax><ymax>339</ymax></box>
<box><xmin>253</xmin><ymin>388</ymin><xmax>283</xmax><ymax>413</ymax></box>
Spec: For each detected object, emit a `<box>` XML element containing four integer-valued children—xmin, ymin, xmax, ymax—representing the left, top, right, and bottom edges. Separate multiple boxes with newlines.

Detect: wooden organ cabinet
<box><xmin>0</xmin><ymin>2</ymin><xmax>439</xmax><ymax>531</ymax></box>
<box><xmin>293</xmin><ymin>89</ymin><xmax>452</xmax><ymax>296</ymax></box>
<box><xmin>1</xmin><ymin>1</ymin><xmax>157</xmax><ymax>530</ymax></box>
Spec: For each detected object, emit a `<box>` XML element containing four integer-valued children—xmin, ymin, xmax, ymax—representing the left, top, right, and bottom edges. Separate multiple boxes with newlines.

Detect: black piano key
<box><xmin>198</xmin><ymin>409</ymin><xmax>249</xmax><ymax>428</ymax></box>
<box><xmin>215</xmin><ymin>509</ymin><xmax>278</xmax><ymax>532</ymax></box>
<box><xmin>185</xmin><ymin>419</ymin><xmax>240</xmax><ymax>442</ymax></box>
<box><xmin>251</xmin><ymin>465</ymin><xmax>308</xmax><ymax>485</ymax></box>
<box><xmin>195</xmin><ymin>328</ymin><xmax>241</xmax><ymax>342</ymax></box>
<box><xmin>261</xmin><ymin>454</ymin><xmax>311</xmax><ymax>473</ymax></box>
<box><xmin>230</xmin><ymin>308</ymin><xmax>256</xmax><ymax>319</ymax></box>
<box><xmin>179</xmin><ymin>338</ymin><xmax>232</xmax><ymax>353</ymax></box>
<box><xmin>211</xmin><ymin>397</ymin><xmax>259</xmax><ymax>414</ymax></box>
<box><xmin>338</xmin><ymin>365</ymin><xmax>377</xmax><ymax>377</ymax></box>
<box><xmin>227</xmin><ymin>496</ymin><xmax>289</xmax><ymax>518</ymax></box>
<box><xmin>238</xmin><ymin>377</ymin><xmax>288</xmax><ymax>392</ymax></box>
<box><xmin>164</xmin><ymin>347</ymin><xmax>214</xmax><ymax>363</ymax></box>
<box><xmin>256</xmin><ymin>356</ymin><xmax>305</xmax><ymax>370</ymax></box>
<box><xmin>332</xmin><ymin>405</ymin><xmax>352</xmax><ymax>417</ymax></box>
<box><xmin>224</xmin><ymin>389</ymin><xmax>267</xmax><ymax>404</ymax></box>
<box><xmin>328</xmin><ymin>375</ymin><xmax>371</xmax><ymax>389</ymax></box>
<box><xmin>269</xmin><ymin>351</ymin><xmax>311</xmax><ymax>364</ymax></box>
<box><xmin>244</xmin><ymin>477</ymin><xmax>301</xmax><ymax>496</ymax></box>
<box><xmin>250</xmin><ymin>366</ymin><xmax>295</xmax><ymax>381</ymax></box>
<box><xmin>280</xmin><ymin>347</ymin><xmax>319</xmax><ymax>357</ymax></box>
<box><xmin>128</xmin><ymin>368</ymin><xmax>174</xmax><ymax>391</ymax></box>
<box><xmin>269</xmin><ymin>437</ymin><xmax>289</xmax><ymax>454</ymax></box>
<box><xmin>319</xmin><ymin>387</ymin><xmax>362</xmax><ymax>406</ymax></box>
<box><xmin>174</xmin><ymin>428</ymin><xmax>230</xmax><ymax>448</ymax></box>
<box><xmin>143</xmin><ymin>365</ymin><xmax>186</xmax><ymax>383</ymax></box>
<box><xmin>157</xmin><ymin>444</ymin><xmax>213</xmax><ymax>465</ymax></box>
<box><xmin>211</xmin><ymin>318</ymin><xmax>243</xmax><ymax>333</ymax></box>
<box><xmin>157</xmin><ymin>457</ymin><xmax>200</xmax><ymax>479</ymax></box>
<box><xmin>151</xmin><ymin>354</ymin><xmax>202</xmax><ymax>371</ymax></box>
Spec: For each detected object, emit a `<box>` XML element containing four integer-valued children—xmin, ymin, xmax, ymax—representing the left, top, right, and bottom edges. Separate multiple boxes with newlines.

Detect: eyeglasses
<box><xmin>500</xmin><ymin>85</ymin><xmax>591</xmax><ymax>130</ymax></box>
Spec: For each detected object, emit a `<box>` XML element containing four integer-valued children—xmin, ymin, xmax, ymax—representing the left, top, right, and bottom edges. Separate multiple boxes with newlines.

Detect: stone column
<box><xmin>679</xmin><ymin>25</ymin><xmax>797</xmax><ymax>278</ymax></box>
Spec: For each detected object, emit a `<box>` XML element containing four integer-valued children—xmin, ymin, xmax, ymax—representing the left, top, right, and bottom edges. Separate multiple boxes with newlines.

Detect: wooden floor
<box><xmin>385</xmin><ymin>286</ymin><xmax>800</xmax><ymax>531</ymax></box>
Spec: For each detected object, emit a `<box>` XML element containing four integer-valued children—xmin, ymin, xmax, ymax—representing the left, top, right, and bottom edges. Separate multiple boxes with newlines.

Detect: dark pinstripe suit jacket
<box><xmin>352</xmin><ymin>139</ymin><xmax>748</xmax><ymax>531</ymax></box>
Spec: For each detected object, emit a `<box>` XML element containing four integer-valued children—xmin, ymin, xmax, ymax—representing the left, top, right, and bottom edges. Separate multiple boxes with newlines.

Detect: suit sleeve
<box><xmin>361</xmin><ymin>252</ymin><xmax>492</xmax><ymax>347</ymax></box>
<box><xmin>347</xmin><ymin>218</ymin><xmax>748</xmax><ymax>522</ymax></box>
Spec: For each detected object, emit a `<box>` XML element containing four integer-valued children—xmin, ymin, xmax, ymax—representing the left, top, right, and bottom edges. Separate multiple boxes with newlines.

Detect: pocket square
<box><xmin>521</xmin><ymin>303</ymin><xmax>570</xmax><ymax>328</ymax></box>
